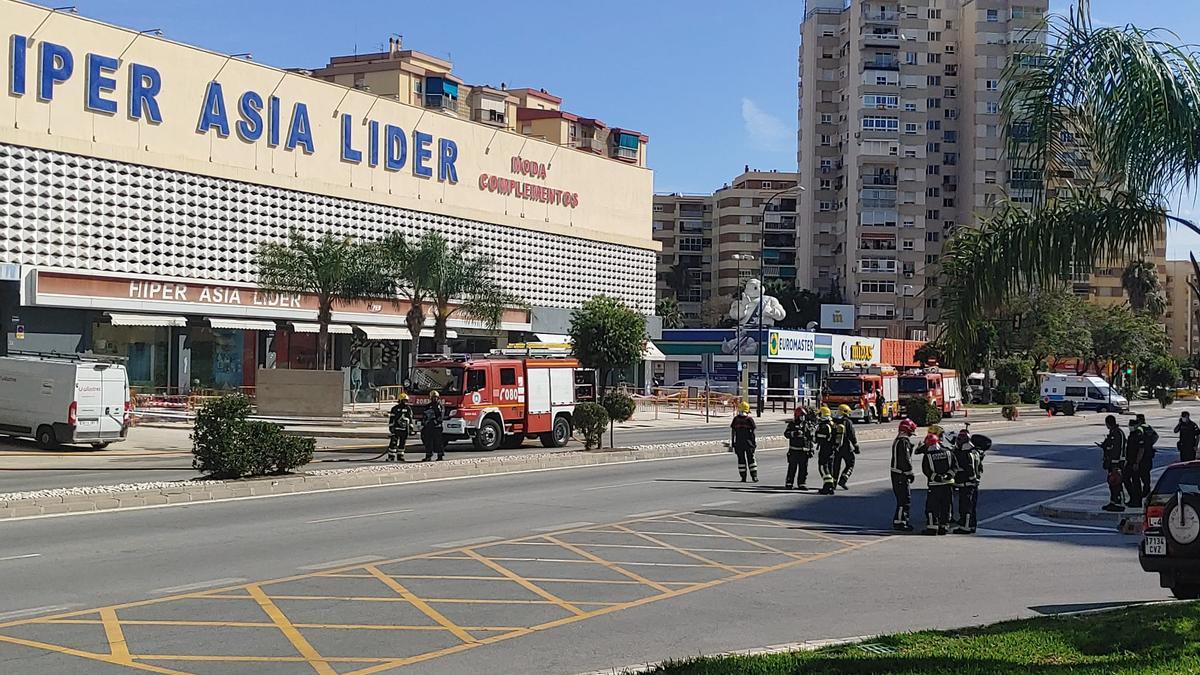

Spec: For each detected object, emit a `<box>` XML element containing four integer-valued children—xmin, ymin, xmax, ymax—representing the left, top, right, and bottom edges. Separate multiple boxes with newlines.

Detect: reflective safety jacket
<box><xmin>388</xmin><ymin>403</ymin><xmax>414</xmax><ymax>435</ymax></box>
<box><xmin>952</xmin><ymin>443</ymin><xmax>984</xmax><ymax>486</ymax></box>
<box><xmin>891</xmin><ymin>435</ymin><xmax>915</xmax><ymax>477</ymax></box>
<box><xmin>922</xmin><ymin>444</ymin><xmax>957</xmax><ymax>486</ymax></box>
<box><xmin>785</xmin><ymin>417</ymin><xmax>816</xmax><ymax>452</ymax></box>
<box><xmin>730</xmin><ymin>413</ymin><xmax>757</xmax><ymax>451</ymax></box>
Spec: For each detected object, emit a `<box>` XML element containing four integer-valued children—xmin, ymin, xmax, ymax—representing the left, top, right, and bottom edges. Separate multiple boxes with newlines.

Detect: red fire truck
<box><xmin>898</xmin><ymin>367</ymin><xmax>963</xmax><ymax>417</ymax></box>
<box><xmin>405</xmin><ymin>348</ymin><xmax>595</xmax><ymax>452</ymax></box>
<box><xmin>822</xmin><ymin>366</ymin><xmax>900</xmax><ymax>423</ymax></box>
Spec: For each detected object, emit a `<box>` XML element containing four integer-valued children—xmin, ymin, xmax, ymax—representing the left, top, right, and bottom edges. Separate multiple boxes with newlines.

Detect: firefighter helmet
<box><xmin>837</xmin><ymin>404</ymin><xmax>853</xmax><ymax>415</ymax></box>
<box><xmin>397</xmin><ymin>392</ymin><xmax>408</xmax><ymax>401</ymax></box>
<box><xmin>928</xmin><ymin>423</ymin><xmax>944</xmax><ymax>436</ymax></box>
<box><xmin>818</xmin><ymin>405</ymin><xmax>832</xmax><ymax>417</ymax></box>
<box><xmin>923</xmin><ymin>432</ymin><xmax>940</xmax><ymax>448</ymax></box>
<box><xmin>898</xmin><ymin>418</ymin><xmax>917</xmax><ymax>435</ymax></box>
<box><xmin>738</xmin><ymin>401</ymin><xmax>751</xmax><ymax>413</ymax></box>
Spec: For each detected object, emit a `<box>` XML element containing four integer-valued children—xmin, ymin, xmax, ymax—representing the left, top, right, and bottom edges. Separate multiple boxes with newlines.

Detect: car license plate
<box><xmin>1145</xmin><ymin>535</ymin><xmax>1167</xmax><ymax>556</ymax></box>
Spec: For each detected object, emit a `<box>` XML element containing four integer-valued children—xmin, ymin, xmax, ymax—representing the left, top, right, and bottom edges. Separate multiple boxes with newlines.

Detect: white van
<box><xmin>0</xmin><ymin>354</ymin><xmax>131</xmax><ymax>449</ymax></box>
<box><xmin>1039</xmin><ymin>373</ymin><xmax>1129</xmax><ymax>414</ymax></box>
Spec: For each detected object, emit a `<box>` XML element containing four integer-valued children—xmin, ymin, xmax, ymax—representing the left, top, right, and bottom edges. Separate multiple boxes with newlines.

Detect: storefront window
<box><xmin>91</xmin><ymin>324</ymin><xmax>170</xmax><ymax>390</ymax></box>
<box><xmin>190</xmin><ymin>329</ymin><xmax>247</xmax><ymax>392</ymax></box>
<box><xmin>349</xmin><ymin>338</ymin><xmax>401</xmax><ymax>402</ymax></box>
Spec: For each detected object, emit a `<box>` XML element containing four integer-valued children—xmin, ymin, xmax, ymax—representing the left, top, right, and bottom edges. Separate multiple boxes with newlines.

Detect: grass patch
<box><xmin>639</xmin><ymin>602</ymin><xmax>1200</xmax><ymax>674</ymax></box>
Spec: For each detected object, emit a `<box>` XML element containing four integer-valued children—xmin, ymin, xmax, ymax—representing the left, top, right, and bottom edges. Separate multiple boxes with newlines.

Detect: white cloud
<box><xmin>741</xmin><ymin>98</ymin><xmax>790</xmax><ymax>151</ymax></box>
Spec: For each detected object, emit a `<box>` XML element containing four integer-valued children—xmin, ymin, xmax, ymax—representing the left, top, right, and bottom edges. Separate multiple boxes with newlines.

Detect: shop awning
<box><xmin>535</xmin><ymin>333</ymin><xmax>570</xmax><ymax>343</ymax></box>
<box><xmin>107</xmin><ymin>313</ymin><xmax>187</xmax><ymax>328</ymax></box>
<box><xmin>207</xmin><ymin>318</ymin><xmax>278</xmax><ymax>331</ymax></box>
<box><xmin>292</xmin><ymin>323</ymin><xmax>353</xmax><ymax>335</ymax></box>
<box><xmin>642</xmin><ymin>341</ymin><xmax>667</xmax><ymax>361</ymax></box>
<box><xmin>422</xmin><ymin>329</ymin><xmax>457</xmax><ymax>339</ymax></box>
<box><xmin>354</xmin><ymin>326</ymin><xmax>459</xmax><ymax>340</ymax></box>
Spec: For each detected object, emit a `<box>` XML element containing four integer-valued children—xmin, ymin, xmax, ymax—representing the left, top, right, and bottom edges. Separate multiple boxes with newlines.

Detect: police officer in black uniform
<box><xmin>784</xmin><ymin>406</ymin><xmax>817</xmax><ymax>489</ymax></box>
<box><xmin>1136</xmin><ymin>413</ymin><xmax>1159</xmax><ymax>505</ymax></box>
<box><xmin>1100</xmin><ymin>414</ymin><xmax>1126</xmax><ymax>512</ymax></box>
<box><xmin>891</xmin><ymin>418</ymin><xmax>918</xmax><ymax>531</ymax></box>
<box><xmin>1124</xmin><ymin>417</ymin><xmax>1145</xmax><ymax>507</ymax></box>
<box><xmin>1175</xmin><ymin>411</ymin><xmax>1200</xmax><ymax>463</ymax></box>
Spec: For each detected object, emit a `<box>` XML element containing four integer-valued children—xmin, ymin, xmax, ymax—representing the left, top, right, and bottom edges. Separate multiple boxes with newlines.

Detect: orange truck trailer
<box><xmin>406</xmin><ymin>348</ymin><xmax>594</xmax><ymax>452</ymax></box>
<box><xmin>822</xmin><ymin>366</ymin><xmax>900</xmax><ymax>423</ymax></box>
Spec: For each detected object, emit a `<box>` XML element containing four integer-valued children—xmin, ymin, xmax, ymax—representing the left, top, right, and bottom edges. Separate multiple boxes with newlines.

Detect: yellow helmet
<box><xmin>928</xmin><ymin>423</ymin><xmax>944</xmax><ymax>436</ymax></box>
<box><xmin>818</xmin><ymin>405</ymin><xmax>831</xmax><ymax>417</ymax></box>
<box><xmin>397</xmin><ymin>392</ymin><xmax>408</xmax><ymax>401</ymax></box>
<box><xmin>430</xmin><ymin>390</ymin><xmax>440</xmax><ymax>399</ymax></box>
<box><xmin>838</xmin><ymin>404</ymin><xmax>853</xmax><ymax>415</ymax></box>
<box><xmin>738</xmin><ymin>401</ymin><xmax>751</xmax><ymax>413</ymax></box>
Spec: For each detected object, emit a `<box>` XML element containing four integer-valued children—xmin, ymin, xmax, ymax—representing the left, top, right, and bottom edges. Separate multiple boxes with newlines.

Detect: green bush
<box><xmin>995</xmin><ymin>357</ymin><xmax>1034</xmax><ymax>395</ymax></box>
<box><xmin>1001</xmin><ymin>405</ymin><xmax>1020</xmax><ymax>421</ymax></box>
<box><xmin>902</xmin><ymin>396</ymin><xmax>941</xmax><ymax>426</ymax></box>
<box><xmin>1019</xmin><ymin>383</ymin><xmax>1040</xmax><ymax>405</ymax></box>
<box><xmin>573</xmin><ymin>402</ymin><xmax>609</xmax><ymax>450</ymax></box>
<box><xmin>601</xmin><ymin>390</ymin><xmax>636</xmax><ymax>424</ymax></box>
<box><xmin>192</xmin><ymin>396</ymin><xmax>313</xmax><ymax>478</ymax></box>
<box><xmin>1002</xmin><ymin>391</ymin><xmax>1021</xmax><ymax>405</ymax></box>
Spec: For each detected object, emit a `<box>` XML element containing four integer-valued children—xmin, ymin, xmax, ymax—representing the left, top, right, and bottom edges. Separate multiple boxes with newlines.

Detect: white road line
<box><xmin>297</xmin><ymin>555</ymin><xmax>386</xmax><ymax>570</ymax></box>
<box><xmin>0</xmin><ymin>604</ymin><xmax>78</xmax><ymax>621</ymax></box>
<box><xmin>583</xmin><ymin>481</ymin><xmax>655</xmax><ymax>491</ymax></box>
<box><xmin>0</xmin><ymin>553</ymin><xmax>40</xmax><ymax>562</ymax></box>
<box><xmin>978</xmin><ymin>466</ymin><xmax>1170</xmax><ymax>526</ymax></box>
<box><xmin>1013</xmin><ymin>513</ymin><xmax>1119</xmax><ymax>532</ymax></box>
<box><xmin>306</xmin><ymin>509</ymin><xmax>414</xmax><ymax>524</ymax></box>
<box><xmin>153</xmin><ymin>578</ymin><xmax>249</xmax><ymax>594</ymax></box>
<box><xmin>532</xmin><ymin>522</ymin><xmax>595</xmax><ymax>532</ymax></box>
<box><xmin>626</xmin><ymin>509</ymin><xmax>674</xmax><ymax>518</ymax></box>
<box><xmin>700</xmin><ymin>500</ymin><xmax>740</xmax><ymax>507</ymax></box>
<box><xmin>976</xmin><ymin>528</ymin><xmax>1117</xmax><ymax>538</ymax></box>
<box><xmin>432</xmin><ymin>536</ymin><xmax>502</xmax><ymax>549</ymax></box>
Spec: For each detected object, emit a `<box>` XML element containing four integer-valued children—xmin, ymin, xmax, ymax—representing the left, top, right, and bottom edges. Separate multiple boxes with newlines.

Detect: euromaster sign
<box><xmin>766</xmin><ymin>330</ymin><xmax>818</xmax><ymax>363</ymax></box>
<box><xmin>0</xmin><ymin>2</ymin><xmax>651</xmax><ymax>246</ymax></box>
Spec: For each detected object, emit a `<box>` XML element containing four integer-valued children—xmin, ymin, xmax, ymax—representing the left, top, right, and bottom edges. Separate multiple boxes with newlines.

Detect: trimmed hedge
<box><xmin>601</xmin><ymin>390</ymin><xmax>636</xmax><ymax>424</ymax></box>
<box><xmin>192</xmin><ymin>395</ymin><xmax>314</xmax><ymax>478</ymax></box>
<box><xmin>902</xmin><ymin>396</ymin><xmax>942</xmax><ymax>426</ymax></box>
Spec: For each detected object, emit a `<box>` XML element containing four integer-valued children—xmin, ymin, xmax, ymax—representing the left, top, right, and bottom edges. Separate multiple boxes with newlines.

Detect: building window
<box><xmin>986</xmin><ymin>124</ymin><xmax>998</xmax><ymax>137</ymax></box>
<box><xmin>943</xmin><ymin>130</ymin><xmax>957</xmax><ymax>143</ymax></box>
<box><xmin>863</xmin><ymin>94</ymin><xmax>899</xmax><ymax>108</ymax></box>
<box><xmin>905</xmin><ymin>51</ymin><xmax>918</xmax><ymax>65</ymax></box>
<box><xmin>820</xmin><ymin>179</ymin><xmax>832</xmax><ymax>190</ymax></box>
<box><xmin>926</xmin><ymin>231</ymin><xmax>941</xmax><ymax>242</ymax></box>
<box><xmin>985</xmin><ymin>170</ymin><xmax>997</xmax><ymax>184</ymax></box>
<box><xmin>876</xmin><ymin>76</ymin><xmax>891</xmax><ymax>86</ymax></box>
<box><xmin>926</xmin><ymin>120</ymin><xmax>942</xmax><ymax>130</ymax></box>
<box><xmin>944</xmin><ymin>87</ymin><xmax>957</xmax><ymax>98</ymax></box>
<box><xmin>986</xmin><ymin>101</ymin><xmax>999</xmax><ymax>114</ymax></box>
<box><xmin>945</xmin><ymin>44</ymin><xmax>956</xmax><ymax>54</ymax></box>
<box><xmin>902</xmin><ymin>239</ymin><xmax>915</xmax><ymax>251</ymax></box>
<box><xmin>904</xmin><ymin>122</ymin><xmax>919</xmax><ymax>134</ymax></box>
<box><xmin>821</xmin><ymin>113</ymin><xmax>833</xmax><ymax>123</ymax></box>
<box><xmin>927</xmin><ymin>53</ymin><xmax>941</xmax><ymax>64</ymax></box>
<box><xmin>927</xmin><ymin>75</ymin><xmax>942</xmax><ymax>86</ymax></box>
<box><xmin>904</xmin><ymin>102</ymin><xmax>917</xmax><ymax>112</ymax></box>
<box><xmin>928</xmin><ymin>8</ymin><xmax>942</xmax><ymax>19</ymax></box>
<box><xmin>927</xmin><ymin>142</ymin><xmax>940</xmax><ymax>152</ymax></box>
<box><xmin>927</xmin><ymin>97</ymin><xmax>942</xmax><ymax>109</ymax></box>
<box><xmin>927</xmin><ymin>31</ymin><xmax>942</xmax><ymax>42</ymax></box>
<box><xmin>926</xmin><ymin>187</ymin><xmax>941</xmax><ymax>197</ymax></box>
<box><xmin>653</xmin><ymin>204</ymin><xmax>665</xmax><ymax>212</ymax></box>
<box><xmin>860</xmin><ymin>280</ymin><xmax>897</xmax><ymax>294</ymax></box>
<box><xmin>862</xmin><ymin>117</ymin><xmax>899</xmax><ymax>131</ymax></box>
<box><xmin>926</xmin><ymin>209</ymin><xmax>940</xmax><ymax>220</ymax></box>
<box><xmin>986</xmin><ymin>79</ymin><xmax>999</xmax><ymax>91</ymax></box>
<box><xmin>819</xmin><ymin>200</ymin><xmax>834</xmax><ymax>212</ymax></box>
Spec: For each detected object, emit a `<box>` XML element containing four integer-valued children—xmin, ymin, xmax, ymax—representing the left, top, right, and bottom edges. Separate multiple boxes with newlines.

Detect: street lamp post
<box><xmin>733</xmin><ymin>253</ymin><xmax>754</xmax><ymax>398</ymax></box>
<box><xmin>756</xmin><ymin>186</ymin><xmax>803</xmax><ymax>416</ymax></box>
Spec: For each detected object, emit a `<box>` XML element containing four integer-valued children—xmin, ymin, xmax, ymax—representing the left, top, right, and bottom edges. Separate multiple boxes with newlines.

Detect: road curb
<box><xmin>1035</xmin><ymin>504</ymin><xmax>1133</xmax><ymax>522</ymax></box>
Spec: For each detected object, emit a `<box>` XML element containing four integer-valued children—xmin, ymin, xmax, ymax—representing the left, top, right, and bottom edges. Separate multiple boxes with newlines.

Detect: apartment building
<box><xmin>654</xmin><ymin>170</ymin><xmax>800</xmax><ymax>323</ymax></box>
<box><xmin>308</xmin><ymin>37</ymin><xmax>648</xmax><ymax>166</ymax></box>
<box><xmin>797</xmin><ymin>0</ymin><xmax>1048</xmax><ymax>338</ymax></box>
<box><xmin>1166</xmin><ymin>260</ymin><xmax>1198</xmax><ymax>358</ymax></box>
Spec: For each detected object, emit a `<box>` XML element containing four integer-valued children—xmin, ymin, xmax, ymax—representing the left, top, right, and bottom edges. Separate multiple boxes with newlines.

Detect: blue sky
<box><xmin>29</xmin><ymin>0</ymin><xmax>1200</xmax><ymax>258</ymax></box>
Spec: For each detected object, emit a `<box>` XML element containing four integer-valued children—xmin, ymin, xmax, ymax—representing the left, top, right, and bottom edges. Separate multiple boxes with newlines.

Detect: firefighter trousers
<box><xmin>890</xmin><ymin>473</ymin><xmax>911</xmax><ymax>528</ymax></box>
<box><xmin>925</xmin><ymin>484</ymin><xmax>953</xmax><ymax>533</ymax></box>
<box><xmin>734</xmin><ymin>446</ymin><xmax>758</xmax><ymax>481</ymax></box>
<box><xmin>1139</xmin><ymin>458</ymin><xmax>1154</xmax><ymax>505</ymax></box>
<box><xmin>1122</xmin><ymin>464</ymin><xmax>1142</xmax><ymax>506</ymax></box>
<box><xmin>785</xmin><ymin>449</ymin><xmax>811</xmax><ymax>487</ymax></box>
<box><xmin>956</xmin><ymin>484</ymin><xmax>978</xmax><ymax>531</ymax></box>
<box><xmin>817</xmin><ymin>448</ymin><xmax>836</xmax><ymax>491</ymax></box>
<box><xmin>387</xmin><ymin>431</ymin><xmax>408</xmax><ymax>459</ymax></box>
<box><xmin>832</xmin><ymin>447</ymin><xmax>856</xmax><ymax>486</ymax></box>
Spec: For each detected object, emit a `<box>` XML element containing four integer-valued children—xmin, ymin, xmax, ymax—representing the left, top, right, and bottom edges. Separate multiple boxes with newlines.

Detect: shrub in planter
<box><xmin>1019</xmin><ymin>384</ymin><xmax>1039</xmax><ymax>405</ymax></box>
<box><xmin>1158</xmin><ymin>389</ymin><xmax>1176</xmax><ymax>408</ymax></box>
<box><xmin>573</xmin><ymin>402</ymin><xmax>609</xmax><ymax>450</ymax></box>
<box><xmin>1001</xmin><ymin>405</ymin><xmax>1020</xmax><ymax>420</ymax></box>
<box><xmin>902</xmin><ymin>396</ymin><xmax>941</xmax><ymax>426</ymax></box>
<box><xmin>192</xmin><ymin>395</ymin><xmax>314</xmax><ymax>478</ymax></box>
<box><xmin>601</xmin><ymin>390</ymin><xmax>636</xmax><ymax>424</ymax></box>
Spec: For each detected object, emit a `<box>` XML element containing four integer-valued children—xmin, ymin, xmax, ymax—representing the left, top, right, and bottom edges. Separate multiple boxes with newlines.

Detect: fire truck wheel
<box><xmin>541</xmin><ymin>415</ymin><xmax>572</xmax><ymax>448</ymax></box>
<box><xmin>473</xmin><ymin>418</ymin><xmax>504</xmax><ymax>452</ymax></box>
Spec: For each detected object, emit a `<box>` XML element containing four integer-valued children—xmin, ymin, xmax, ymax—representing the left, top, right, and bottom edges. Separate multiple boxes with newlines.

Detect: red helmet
<box><xmin>794</xmin><ymin>406</ymin><xmax>806</xmax><ymax>419</ymax></box>
<box><xmin>923</xmin><ymin>433</ymin><xmax>940</xmax><ymax>448</ymax></box>
<box><xmin>898</xmin><ymin>418</ymin><xmax>917</xmax><ymax>435</ymax></box>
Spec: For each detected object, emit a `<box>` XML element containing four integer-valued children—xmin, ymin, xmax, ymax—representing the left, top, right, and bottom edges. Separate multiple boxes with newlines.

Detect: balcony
<box><xmin>857</xmin><ymin>259</ymin><xmax>898</xmax><ymax>274</ymax></box>
<box><xmin>473</xmin><ymin>108</ymin><xmax>506</xmax><ymax>127</ymax></box>
<box><xmin>863</xmin><ymin>59</ymin><xmax>900</xmax><ymax>71</ymax></box>
<box><xmin>612</xmin><ymin>145</ymin><xmax>639</xmax><ymax>162</ymax></box>
<box><xmin>862</xmin><ymin>10</ymin><xmax>899</xmax><ymax>23</ymax></box>
<box><xmin>862</xmin><ymin>174</ymin><xmax>897</xmax><ymax>187</ymax></box>
<box><xmin>575</xmin><ymin>136</ymin><xmax>604</xmax><ymax>153</ymax></box>
<box><xmin>424</xmin><ymin>93</ymin><xmax>458</xmax><ymax>114</ymax></box>
<box><xmin>765</xmin><ymin>215</ymin><xmax>798</xmax><ymax>230</ymax></box>
<box><xmin>862</xmin><ymin>31</ymin><xmax>901</xmax><ymax>47</ymax></box>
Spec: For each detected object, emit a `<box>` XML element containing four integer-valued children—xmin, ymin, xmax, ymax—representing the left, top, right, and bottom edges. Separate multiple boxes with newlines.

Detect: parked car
<box><xmin>0</xmin><ymin>353</ymin><xmax>130</xmax><ymax>449</ymax></box>
<box><xmin>1139</xmin><ymin>461</ymin><xmax>1200</xmax><ymax>598</ymax></box>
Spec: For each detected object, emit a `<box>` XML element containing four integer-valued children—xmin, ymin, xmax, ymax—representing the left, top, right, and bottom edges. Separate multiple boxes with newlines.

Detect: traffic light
<box><xmin>1125</xmin><ymin>365</ymin><xmax>1134</xmax><ymax>376</ymax></box>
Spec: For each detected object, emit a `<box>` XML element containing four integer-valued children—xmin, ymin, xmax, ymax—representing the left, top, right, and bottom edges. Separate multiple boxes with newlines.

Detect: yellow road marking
<box><xmin>247</xmin><ymin>584</ymin><xmax>335</xmax><ymax>675</ymax></box>
<box><xmin>542</xmin><ymin>535</ymin><xmax>672</xmax><ymax>594</ymax></box>
<box><xmin>40</xmin><ymin>618</ymin><xmax>524</xmax><ymax>631</ymax></box>
<box><xmin>462</xmin><ymin>549</ymin><xmax>587</xmax><ymax>617</ymax></box>
<box><xmin>671</xmin><ymin>515</ymin><xmax>810</xmax><ymax>559</ymax></box>
<box><xmin>99</xmin><ymin>608</ymin><xmax>131</xmax><ymax>661</ymax></box>
<box><xmin>363</xmin><ymin>565</ymin><xmax>478</xmax><ymax>644</ymax></box>
<box><xmin>612</xmin><ymin>524</ymin><xmax>743</xmax><ymax>573</ymax></box>
<box><xmin>0</xmin><ymin>633</ymin><xmax>187</xmax><ymax>674</ymax></box>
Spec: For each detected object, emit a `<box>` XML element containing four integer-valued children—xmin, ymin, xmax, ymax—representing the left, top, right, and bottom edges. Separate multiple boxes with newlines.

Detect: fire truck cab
<box><xmin>898</xmin><ymin>367</ymin><xmax>963</xmax><ymax>417</ymax></box>
<box><xmin>822</xmin><ymin>365</ymin><xmax>899</xmax><ymax>423</ymax></box>
<box><xmin>406</xmin><ymin>348</ymin><xmax>594</xmax><ymax>452</ymax></box>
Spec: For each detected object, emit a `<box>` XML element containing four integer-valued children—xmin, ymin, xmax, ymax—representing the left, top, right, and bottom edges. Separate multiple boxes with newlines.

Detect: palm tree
<box><xmin>257</xmin><ymin>230</ymin><xmax>391</xmax><ymax>370</ymax></box>
<box><xmin>939</xmin><ymin>0</ymin><xmax>1200</xmax><ymax>369</ymax></box>
<box><xmin>424</xmin><ymin>233</ymin><xmax>523</xmax><ymax>353</ymax></box>
<box><xmin>656</xmin><ymin>297</ymin><xmax>685</xmax><ymax>329</ymax></box>
<box><xmin>378</xmin><ymin>231</ymin><xmax>438</xmax><ymax>359</ymax></box>
<box><xmin>1121</xmin><ymin>260</ymin><xmax>1167</xmax><ymax>317</ymax></box>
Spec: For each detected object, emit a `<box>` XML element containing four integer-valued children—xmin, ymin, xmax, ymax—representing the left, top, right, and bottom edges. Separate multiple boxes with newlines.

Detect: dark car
<box><xmin>1139</xmin><ymin>461</ymin><xmax>1200</xmax><ymax>598</ymax></box>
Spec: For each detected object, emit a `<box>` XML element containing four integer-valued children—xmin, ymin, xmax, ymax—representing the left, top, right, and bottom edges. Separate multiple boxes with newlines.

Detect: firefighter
<box><xmin>1136</xmin><ymin>413</ymin><xmax>1159</xmax><ymax>505</ymax></box>
<box><xmin>1124</xmin><ymin>417</ymin><xmax>1145</xmax><ymax>508</ymax></box>
<box><xmin>951</xmin><ymin>429</ymin><xmax>984</xmax><ymax>534</ymax></box>
<box><xmin>386</xmin><ymin>393</ymin><xmax>414</xmax><ymax>462</ymax></box>
<box><xmin>890</xmin><ymin>418</ymin><xmax>918</xmax><ymax>531</ymax></box>
<box><xmin>421</xmin><ymin>390</ymin><xmax>447</xmax><ymax>462</ymax></box>
<box><xmin>784</xmin><ymin>406</ymin><xmax>817</xmax><ymax>489</ymax></box>
<box><xmin>1100</xmin><ymin>414</ymin><xmax>1127</xmax><ymax>512</ymax></box>
<box><xmin>730</xmin><ymin>401</ymin><xmax>759</xmax><ymax>482</ymax></box>
<box><xmin>815</xmin><ymin>405</ymin><xmax>843</xmax><ymax>495</ymax></box>
<box><xmin>832</xmin><ymin>404</ymin><xmax>860</xmax><ymax>490</ymax></box>
<box><xmin>921</xmin><ymin>431</ymin><xmax>957</xmax><ymax>535</ymax></box>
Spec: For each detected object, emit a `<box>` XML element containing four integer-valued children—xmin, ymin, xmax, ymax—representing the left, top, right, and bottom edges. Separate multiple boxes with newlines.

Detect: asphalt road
<box><xmin>0</xmin><ymin>406</ymin><xmax>1191</xmax><ymax>673</ymax></box>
